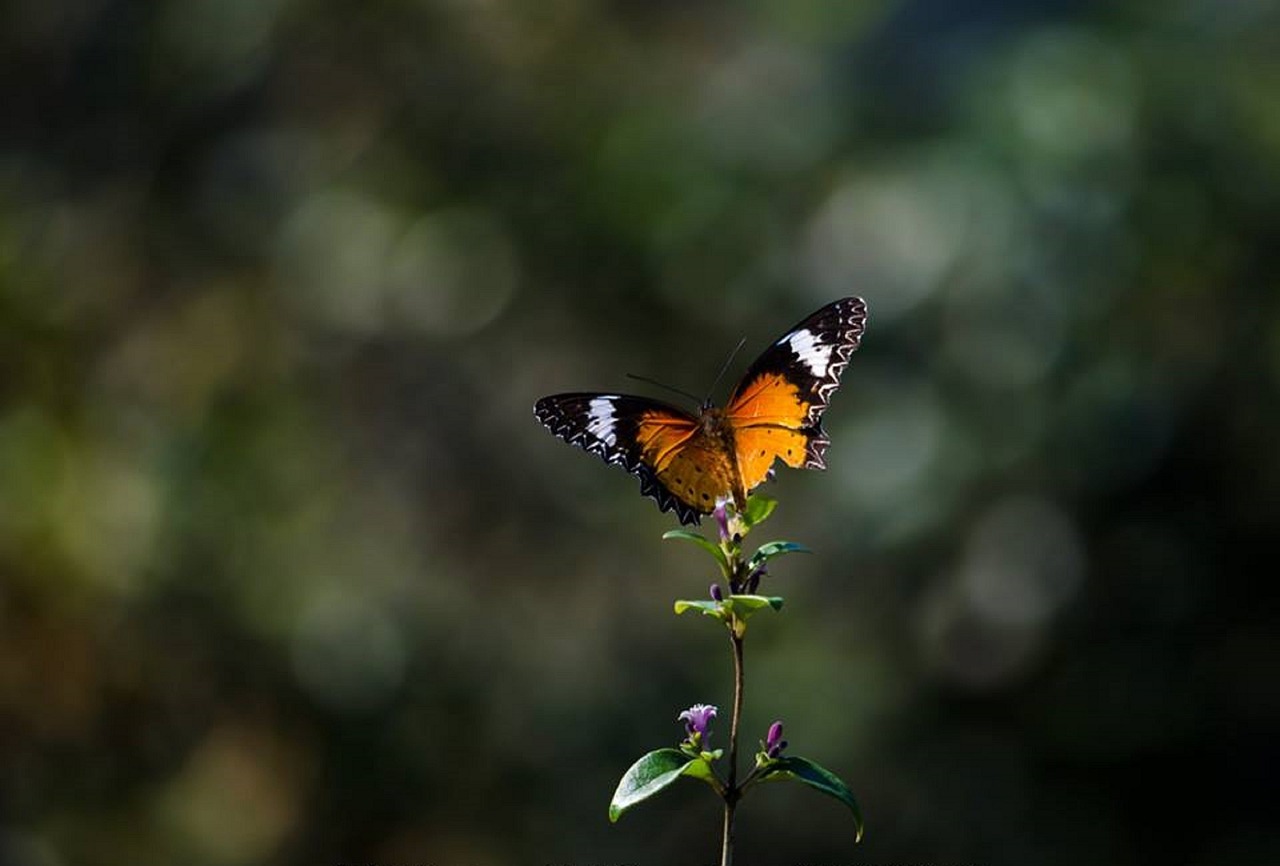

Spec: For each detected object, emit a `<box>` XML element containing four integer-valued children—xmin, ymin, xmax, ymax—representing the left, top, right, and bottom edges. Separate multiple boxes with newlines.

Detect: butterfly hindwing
<box><xmin>733</xmin><ymin>425</ymin><xmax>811</xmax><ymax>493</ymax></box>
<box><xmin>725</xmin><ymin>296</ymin><xmax>867</xmax><ymax>483</ymax></box>
<box><xmin>652</xmin><ymin>432</ymin><xmax>738</xmax><ymax>518</ymax></box>
<box><xmin>533</xmin><ymin>393</ymin><xmax>709</xmax><ymax>524</ymax></box>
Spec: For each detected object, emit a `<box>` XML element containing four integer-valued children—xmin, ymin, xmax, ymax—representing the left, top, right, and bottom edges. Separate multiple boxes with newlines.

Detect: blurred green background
<box><xmin>2</xmin><ymin>0</ymin><xmax>1278</xmax><ymax>864</ymax></box>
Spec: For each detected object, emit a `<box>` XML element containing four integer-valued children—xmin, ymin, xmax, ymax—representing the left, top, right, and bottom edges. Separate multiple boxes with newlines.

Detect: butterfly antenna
<box><xmin>704</xmin><ymin>337</ymin><xmax>747</xmax><ymax>407</ymax></box>
<box><xmin>626</xmin><ymin>373</ymin><xmax>701</xmax><ymax>408</ymax></box>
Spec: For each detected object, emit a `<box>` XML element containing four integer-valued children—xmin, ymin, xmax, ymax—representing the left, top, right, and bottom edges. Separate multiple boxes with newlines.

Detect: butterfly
<box><xmin>534</xmin><ymin>297</ymin><xmax>867</xmax><ymax>525</ymax></box>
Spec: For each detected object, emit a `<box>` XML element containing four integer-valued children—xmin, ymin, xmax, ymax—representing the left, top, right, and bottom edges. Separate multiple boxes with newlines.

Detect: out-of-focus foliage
<box><xmin>1</xmin><ymin>0</ymin><xmax>1278</xmax><ymax>864</ymax></box>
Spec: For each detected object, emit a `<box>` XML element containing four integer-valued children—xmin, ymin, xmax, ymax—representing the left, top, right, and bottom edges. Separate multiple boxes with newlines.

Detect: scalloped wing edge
<box><xmin>534</xmin><ymin>396</ymin><xmax>703</xmax><ymax>525</ymax></box>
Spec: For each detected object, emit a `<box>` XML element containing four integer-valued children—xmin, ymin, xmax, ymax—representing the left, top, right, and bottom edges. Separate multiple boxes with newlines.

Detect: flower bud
<box><xmin>764</xmin><ymin>720</ymin><xmax>787</xmax><ymax>758</ymax></box>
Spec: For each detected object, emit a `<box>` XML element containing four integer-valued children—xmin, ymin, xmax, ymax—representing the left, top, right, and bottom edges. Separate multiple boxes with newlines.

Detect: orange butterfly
<box><xmin>534</xmin><ymin>297</ymin><xmax>867</xmax><ymax>525</ymax></box>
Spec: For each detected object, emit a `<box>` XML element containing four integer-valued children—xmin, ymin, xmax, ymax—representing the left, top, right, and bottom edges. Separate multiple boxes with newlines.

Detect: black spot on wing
<box><xmin>533</xmin><ymin>393</ymin><xmax>702</xmax><ymax>525</ymax></box>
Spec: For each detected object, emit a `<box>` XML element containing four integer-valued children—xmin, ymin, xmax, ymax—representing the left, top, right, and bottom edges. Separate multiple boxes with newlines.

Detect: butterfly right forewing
<box><xmin>725</xmin><ymin>297</ymin><xmax>867</xmax><ymax>490</ymax></box>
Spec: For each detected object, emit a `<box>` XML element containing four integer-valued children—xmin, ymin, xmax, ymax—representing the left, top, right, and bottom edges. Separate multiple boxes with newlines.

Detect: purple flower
<box><xmin>679</xmin><ymin>703</ymin><xmax>718</xmax><ymax>747</ymax></box>
<box><xmin>764</xmin><ymin>720</ymin><xmax>787</xmax><ymax>758</ymax></box>
<box><xmin>710</xmin><ymin>583</ymin><xmax>724</xmax><ymax>602</ymax></box>
<box><xmin>713</xmin><ymin>498</ymin><xmax>730</xmax><ymax>543</ymax></box>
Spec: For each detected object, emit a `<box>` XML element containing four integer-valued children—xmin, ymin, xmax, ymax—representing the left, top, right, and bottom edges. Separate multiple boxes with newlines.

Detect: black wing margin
<box><xmin>533</xmin><ymin>393</ymin><xmax>703</xmax><ymax>525</ymax></box>
<box><xmin>727</xmin><ymin>296</ymin><xmax>868</xmax><ymax>470</ymax></box>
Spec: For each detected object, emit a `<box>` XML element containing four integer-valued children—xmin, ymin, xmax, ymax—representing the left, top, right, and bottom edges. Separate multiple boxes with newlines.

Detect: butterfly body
<box><xmin>656</xmin><ymin>403</ymin><xmax>746</xmax><ymax>511</ymax></box>
<box><xmin>535</xmin><ymin>297</ymin><xmax>867</xmax><ymax>525</ymax></box>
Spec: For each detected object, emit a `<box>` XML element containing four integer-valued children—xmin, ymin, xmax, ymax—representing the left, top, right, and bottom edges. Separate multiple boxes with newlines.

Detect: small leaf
<box><xmin>756</xmin><ymin>755</ymin><xmax>864</xmax><ymax>841</ymax></box>
<box><xmin>609</xmin><ymin>749</ymin><xmax>718</xmax><ymax>822</ymax></box>
<box><xmin>748</xmin><ymin>540</ymin><xmax>812</xmax><ymax>571</ymax></box>
<box><xmin>723</xmin><ymin>594</ymin><xmax>784</xmax><ymax>618</ymax></box>
<box><xmin>673</xmin><ymin>599</ymin><xmax>727</xmax><ymax>620</ymax></box>
<box><xmin>742</xmin><ymin>495</ymin><xmax>777</xmax><ymax>528</ymax></box>
<box><xmin>675</xmin><ymin>596</ymin><xmax>782</xmax><ymax>625</ymax></box>
<box><xmin>662</xmin><ymin>529</ymin><xmax>730</xmax><ymax>576</ymax></box>
<box><xmin>682</xmin><ymin>756</ymin><xmax>722</xmax><ymax>786</ymax></box>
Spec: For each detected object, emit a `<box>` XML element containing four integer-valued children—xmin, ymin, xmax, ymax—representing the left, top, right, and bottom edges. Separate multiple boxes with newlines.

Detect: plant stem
<box><xmin>721</xmin><ymin>627</ymin><xmax>745</xmax><ymax>866</ymax></box>
<box><xmin>721</xmin><ymin>796</ymin><xmax>734</xmax><ymax>866</ymax></box>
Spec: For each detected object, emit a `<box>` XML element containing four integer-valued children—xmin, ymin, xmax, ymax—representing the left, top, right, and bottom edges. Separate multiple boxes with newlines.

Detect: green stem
<box><xmin>719</xmin><ymin>502</ymin><xmax>751</xmax><ymax>866</ymax></box>
<box><xmin>721</xmin><ymin>626</ymin><xmax>744</xmax><ymax>866</ymax></box>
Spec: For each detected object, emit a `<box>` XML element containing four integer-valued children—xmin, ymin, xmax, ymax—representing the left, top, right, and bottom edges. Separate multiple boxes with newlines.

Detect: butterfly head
<box><xmin>698</xmin><ymin>404</ymin><xmax>733</xmax><ymax>441</ymax></box>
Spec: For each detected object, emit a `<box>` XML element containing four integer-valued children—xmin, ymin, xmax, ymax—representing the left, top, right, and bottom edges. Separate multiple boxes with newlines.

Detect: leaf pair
<box><xmin>609</xmin><ymin>749</ymin><xmax>864</xmax><ymax>842</ymax></box>
<box><xmin>674</xmin><ymin>594</ymin><xmax>783</xmax><ymax>622</ymax></box>
<box><xmin>662</xmin><ymin>494</ymin><xmax>810</xmax><ymax>590</ymax></box>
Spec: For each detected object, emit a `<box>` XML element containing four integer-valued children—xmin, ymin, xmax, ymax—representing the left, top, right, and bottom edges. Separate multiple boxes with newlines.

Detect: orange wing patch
<box><xmin>725</xmin><ymin>372</ymin><xmax>811</xmax><ymax>427</ymax></box>
<box><xmin>726</xmin><ymin>372</ymin><xmax>824</xmax><ymax>494</ymax></box>
<box><xmin>655</xmin><ymin>434</ymin><xmax>737</xmax><ymax>512</ymax></box>
<box><xmin>633</xmin><ymin>409</ymin><xmax>698</xmax><ymax>467</ymax></box>
<box><xmin>633</xmin><ymin>409</ymin><xmax>735</xmax><ymax>513</ymax></box>
<box><xmin>733</xmin><ymin>425</ymin><xmax>810</xmax><ymax>493</ymax></box>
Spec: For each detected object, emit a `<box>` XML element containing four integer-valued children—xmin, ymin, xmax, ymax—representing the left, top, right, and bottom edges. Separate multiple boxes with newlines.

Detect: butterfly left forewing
<box><xmin>724</xmin><ymin>296</ymin><xmax>867</xmax><ymax>491</ymax></box>
<box><xmin>534</xmin><ymin>393</ymin><xmax>710</xmax><ymax>524</ymax></box>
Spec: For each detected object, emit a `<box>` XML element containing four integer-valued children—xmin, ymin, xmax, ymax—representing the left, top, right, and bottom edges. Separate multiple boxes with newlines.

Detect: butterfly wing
<box><xmin>534</xmin><ymin>393</ymin><xmax>717</xmax><ymax>524</ymax></box>
<box><xmin>725</xmin><ymin>296</ymin><xmax>867</xmax><ymax>493</ymax></box>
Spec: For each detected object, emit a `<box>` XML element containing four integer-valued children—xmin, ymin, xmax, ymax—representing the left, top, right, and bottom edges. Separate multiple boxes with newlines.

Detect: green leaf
<box><xmin>723</xmin><ymin>594</ymin><xmax>784</xmax><ymax>618</ymax></box>
<box><xmin>748</xmin><ymin>540</ymin><xmax>811</xmax><ymax>571</ymax></box>
<box><xmin>662</xmin><ymin>529</ymin><xmax>730</xmax><ymax>576</ymax></box>
<box><xmin>673</xmin><ymin>599</ymin><xmax>727</xmax><ymax>621</ymax></box>
<box><xmin>755</xmin><ymin>755</ymin><xmax>864</xmax><ymax>841</ymax></box>
<box><xmin>608</xmin><ymin>749</ymin><xmax>718</xmax><ymax>822</ymax></box>
<box><xmin>683</xmin><ymin>755</ymin><xmax>721</xmax><ymax>784</ymax></box>
<box><xmin>674</xmin><ymin>595</ymin><xmax>783</xmax><ymax>625</ymax></box>
<box><xmin>742</xmin><ymin>495</ymin><xmax>777</xmax><ymax>528</ymax></box>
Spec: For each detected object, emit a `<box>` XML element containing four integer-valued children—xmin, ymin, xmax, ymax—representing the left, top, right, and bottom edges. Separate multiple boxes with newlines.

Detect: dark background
<box><xmin>1</xmin><ymin>1</ymin><xmax>1277</xmax><ymax>864</ymax></box>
